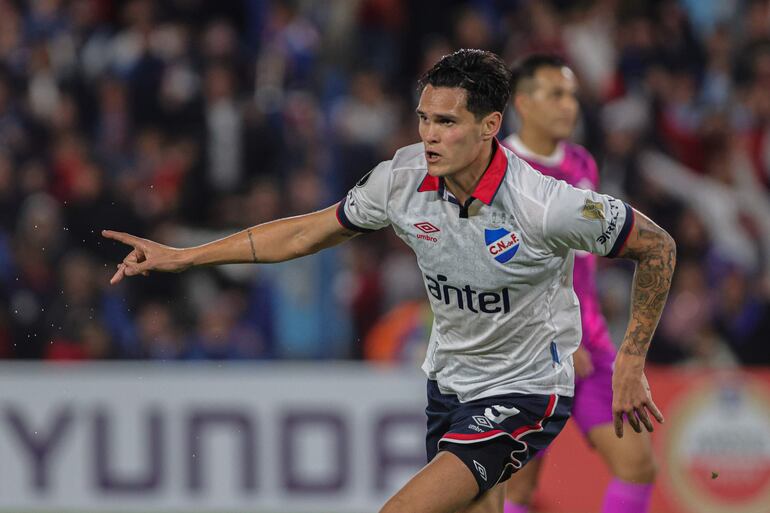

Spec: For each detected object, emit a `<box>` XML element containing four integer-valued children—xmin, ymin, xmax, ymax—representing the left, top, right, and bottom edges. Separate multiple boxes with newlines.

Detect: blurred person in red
<box><xmin>502</xmin><ymin>55</ymin><xmax>657</xmax><ymax>513</ymax></box>
<box><xmin>45</xmin><ymin>250</ymin><xmax>116</xmax><ymax>360</ymax></box>
<box><xmin>103</xmin><ymin>50</ymin><xmax>675</xmax><ymax>513</ymax></box>
<box><xmin>135</xmin><ymin>301</ymin><xmax>185</xmax><ymax>359</ymax></box>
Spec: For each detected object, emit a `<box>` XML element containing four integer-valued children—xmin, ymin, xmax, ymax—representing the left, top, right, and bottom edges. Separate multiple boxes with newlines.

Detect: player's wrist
<box><xmin>179</xmin><ymin>246</ymin><xmax>200</xmax><ymax>268</ymax></box>
<box><xmin>614</xmin><ymin>350</ymin><xmax>645</xmax><ymax>373</ymax></box>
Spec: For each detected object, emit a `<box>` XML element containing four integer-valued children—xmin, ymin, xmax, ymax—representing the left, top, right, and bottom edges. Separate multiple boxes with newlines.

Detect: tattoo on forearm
<box><xmin>618</xmin><ymin>215</ymin><xmax>676</xmax><ymax>357</ymax></box>
<box><xmin>247</xmin><ymin>229</ymin><xmax>258</xmax><ymax>263</ymax></box>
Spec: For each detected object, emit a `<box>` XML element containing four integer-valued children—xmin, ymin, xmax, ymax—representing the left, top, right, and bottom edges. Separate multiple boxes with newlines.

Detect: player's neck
<box><xmin>518</xmin><ymin>127</ymin><xmax>559</xmax><ymax>157</ymax></box>
<box><xmin>444</xmin><ymin>140</ymin><xmax>494</xmax><ymax>204</ymax></box>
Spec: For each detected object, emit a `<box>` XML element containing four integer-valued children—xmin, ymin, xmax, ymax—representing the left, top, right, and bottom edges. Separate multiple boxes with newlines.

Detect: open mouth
<box><xmin>426</xmin><ymin>151</ymin><xmax>441</xmax><ymax>163</ymax></box>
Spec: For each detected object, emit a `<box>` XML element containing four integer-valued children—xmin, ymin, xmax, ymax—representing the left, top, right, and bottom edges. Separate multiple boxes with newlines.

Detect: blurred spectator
<box><xmin>714</xmin><ymin>267</ymin><xmax>770</xmax><ymax>364</ymax></box>
<box><xmin>561</xmin><ymin>0</ymin><xmax>617</xmax><ymax>99</ymax></box>
<box><xmin>95</xmin><ymin>75</ymin><xmax>132</xmax><ymax>164</ymax></box>
<box><xmin>364</xmin><ymin>300</ymin><xmax>431</xmax><ymax>365</ymax></box>
<box><xmin>45</xmin><ymin>250</ymin><xmax>114</xmax><ymax>360</ymax></box>
<box><xmin>641</xmin><ymin>150</ymin><xmax>763</xmax><ymax>272</ymax></box>
<box><xmin>355</xmin><ymin>0</ymin><xmax>405</xmax><ymax>79</ymax></box>
<box><xmin>0</xmin><ymin>150</ymin><xmax>17</xmax><ymax>232</ymax></box>
<box><xmin>202</xmin><ymin>63</ymin><xmax>243</xmax><ymax>194</ymax></box>
<box><xmin>331</xmin><ymin>69</ymin><xmax>399</xmax><ymax>190</ymax></box>
<box><xmin>257</xmin><ymin>170</ymin><xmax>351</xmax><ymax>359</ymax></box>
<box><xmin>650</xmin><ymin>262</ymin><xmax>735</xmax><ymax>366</ymax></box>
<box><xmin>339</xmin><ymin>237</ymin><xmax>383</xmax><ymax>358</ymax></box>
<box><xmin>184</xmin><ymin>289</ymin><xmax>264</xmax><ymax>360</ymax></box>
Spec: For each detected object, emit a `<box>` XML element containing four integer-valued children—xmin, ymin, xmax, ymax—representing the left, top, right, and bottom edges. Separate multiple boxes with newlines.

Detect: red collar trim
<box><xmin>416</xmin><ymin>139</ymin><xmax>507</xmax><ymax>205</ymax></box>
<box><xmin>417</xmin><ymin>173</ymin><xmax>440</xmax><ymax>192</ymax></box>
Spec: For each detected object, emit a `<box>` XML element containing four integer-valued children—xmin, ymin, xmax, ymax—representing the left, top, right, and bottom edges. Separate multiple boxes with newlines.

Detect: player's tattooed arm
<box><xmin>616</xmin><ymin>211</ymin><xmax>677</xmax><ymax>358</ymax></box>
<box><xmin>247</xmin><ymin>228</ymin><xmax>259</xmax><ymax>263</ymax></box>
<box><xmin>610</xmin><ymin>209</ymin><xmax>676</xmax><ymax>437</ymax></box>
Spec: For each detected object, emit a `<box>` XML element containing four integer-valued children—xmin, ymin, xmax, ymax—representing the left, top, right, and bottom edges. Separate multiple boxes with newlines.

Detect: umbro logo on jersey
<box><xmin>415</xmin><ymin>222</ymin><xmax>440</xmax><ymax>242</ymax></box>
<box><xmin>484</xmin><ymin>228</ymin><xmax>520</xmax><ymax>263</ymax></box>
<box><xmin>414</xmin><ymin>222</ymin><xmax>440</xmax><ymax>233</ymax></box>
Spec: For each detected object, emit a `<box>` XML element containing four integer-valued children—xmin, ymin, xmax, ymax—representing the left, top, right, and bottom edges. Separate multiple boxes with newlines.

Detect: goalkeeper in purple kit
<box><xmin>502</xmin><ymin>54</ymin><xmax>657</xmax><ymax>513</ymax></box>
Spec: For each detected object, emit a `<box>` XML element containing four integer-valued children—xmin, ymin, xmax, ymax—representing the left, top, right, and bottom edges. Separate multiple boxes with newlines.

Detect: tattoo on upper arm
<box><xmin>247</xmin><ymin>228</ymin><xmax>258</xmax><ymax>263</ymax></box>
<box><xmin>617</xmin><ymin>213</ymin><xmax>676</xmax><ymax>357</ymax></box>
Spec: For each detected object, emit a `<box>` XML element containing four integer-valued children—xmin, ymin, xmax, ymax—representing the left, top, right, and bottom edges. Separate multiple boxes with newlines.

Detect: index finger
<box><xmin>646</xmin><ymin>399</ymin><xmax>665</xmax><ymax>424</ymax></box>
<box><xmin>614</xmin><ymin>412</ymin><xmax>624</xmax><ymax>438</ymax></box>
<box><xmin>110</xmin><ymin>264</ymin><xmax>126</xmax><ymax>285</ymax></box>
<box><xmin>102</xmin><ymin>230</ymin><xmax>143</xmax><ymax>248</ymax></box>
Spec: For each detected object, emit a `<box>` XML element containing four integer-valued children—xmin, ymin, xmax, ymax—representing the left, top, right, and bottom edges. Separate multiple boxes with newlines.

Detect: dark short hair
<box><xmin>418</xmin><ymin>49</ymin><xmax>513</xmax><ymax>119</ymax></box>
<box><xmin>511</xmin><ymin>54</ymin><xmax>569</xmax><ymax>94</ymax></box>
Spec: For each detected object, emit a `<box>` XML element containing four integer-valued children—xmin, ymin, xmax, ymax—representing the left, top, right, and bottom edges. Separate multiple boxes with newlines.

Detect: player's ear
<box><xmin>481</xmin><ymin>111</ymin><xmax>502</xmax><ymax>140</ymax></box>
<box><xmin>513</xmin><ymin>93</ymin><xmax>529</xmax><ymax>118</ymax></box>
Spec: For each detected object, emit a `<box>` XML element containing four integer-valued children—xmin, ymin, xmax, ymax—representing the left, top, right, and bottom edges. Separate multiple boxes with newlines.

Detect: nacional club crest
<box><xmin>485</xmin><ymin>227</ymin><xmax>520</xmax><ymax>263</ymax></box>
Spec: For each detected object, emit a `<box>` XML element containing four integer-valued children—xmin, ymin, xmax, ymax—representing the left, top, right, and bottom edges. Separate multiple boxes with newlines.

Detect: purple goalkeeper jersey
<box><xmin>502</xmin><ymin>135</ymin><xmax>615</xmax><ymax>355</ymax></box>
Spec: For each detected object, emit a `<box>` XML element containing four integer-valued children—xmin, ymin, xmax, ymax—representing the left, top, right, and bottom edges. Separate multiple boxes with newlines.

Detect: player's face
<box><xmin>520</xmin><ymin>66</ymin><xmax>579</xmax><ymax>141</ymax></box>
<box><xmin>416</xmin><ymin>85</ymin><xmax>498</xmax><ymax>178</ymax></box>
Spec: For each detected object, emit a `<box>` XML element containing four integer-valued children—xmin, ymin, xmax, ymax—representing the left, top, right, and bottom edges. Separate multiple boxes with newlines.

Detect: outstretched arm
<box><xmin>612</xmin><ymin>209</ymin><xmax>676</xmax><ymax>437</ymax></box>
<box><xmin>103</xmin><ymin>204</ymin><xmax>358</xmax><ymax>284</ymax></box>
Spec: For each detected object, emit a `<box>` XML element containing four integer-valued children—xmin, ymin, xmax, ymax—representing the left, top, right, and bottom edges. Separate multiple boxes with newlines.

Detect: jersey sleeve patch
<box><xmin>336</xmin><ymin>196</ymin><xmax>376</xmax><ymax>233</ymax></box>
<box><xmin>606</xmin><ymin>203</ymin><xmax>635</xmax><ymax>258</ymax></box>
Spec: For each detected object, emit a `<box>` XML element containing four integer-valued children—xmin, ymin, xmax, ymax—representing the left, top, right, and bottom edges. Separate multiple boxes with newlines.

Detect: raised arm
<box><xmin>103</xmin><ymin>204</ymin><xmax>358</xmax><ymax>285</ymax></box>
<box><xmin>611</xmin><ymin>209</ymin><xmax>676</xmax><ymax>437</ymax></box>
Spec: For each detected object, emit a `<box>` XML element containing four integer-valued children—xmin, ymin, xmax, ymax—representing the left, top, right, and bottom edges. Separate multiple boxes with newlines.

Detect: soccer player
<box><xmin>501</xmin><ymin>55</ymin><xmax>658</xmax><ymax>513</ymax></box>
<box><xmin>103</xmin><ymin>49</ymin><xmax>675</xmax><ymax>513</ymax></box>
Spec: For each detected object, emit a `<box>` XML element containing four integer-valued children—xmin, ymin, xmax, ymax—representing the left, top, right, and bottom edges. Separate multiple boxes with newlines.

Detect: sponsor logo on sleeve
<box><xmin>485</xmin><ymin>228</ymin><xmax>520</xmax><ymax>263</ymax></box>
<box><xmin>596</xmin><ymin>200</ymin><xmax>621</xmax><ymax>244</ymax></box>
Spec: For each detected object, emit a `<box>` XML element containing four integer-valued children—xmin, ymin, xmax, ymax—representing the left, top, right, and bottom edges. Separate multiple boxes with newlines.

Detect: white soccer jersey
<box><xmin>337</xmin><ymin>140</ymin><xmax>634</xmax><ymax>401</ymax></box>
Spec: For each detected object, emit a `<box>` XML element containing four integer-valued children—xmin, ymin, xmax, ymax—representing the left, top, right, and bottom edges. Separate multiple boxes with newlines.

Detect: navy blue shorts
<box><xmin>426</xmin><ymin>380</ymin><xmax>572</xmax><ymax>494</ymax></box>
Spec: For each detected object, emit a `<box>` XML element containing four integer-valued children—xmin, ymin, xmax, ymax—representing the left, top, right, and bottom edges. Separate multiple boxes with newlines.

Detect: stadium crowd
<box><xmin>2</xmin><ymin>0</ymin><xmax>769</xmax><ymax>364</ymax></box>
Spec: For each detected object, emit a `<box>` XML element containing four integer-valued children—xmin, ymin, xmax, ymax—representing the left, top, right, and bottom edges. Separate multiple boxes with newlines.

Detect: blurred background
<box><xmin>1</xmin><ymin>1</ymin><xmax>769</xmax><ymax>512</ymax></box>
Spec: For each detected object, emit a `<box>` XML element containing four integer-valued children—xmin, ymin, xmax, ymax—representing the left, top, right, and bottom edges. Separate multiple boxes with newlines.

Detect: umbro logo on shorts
<box><xmin>473</xmin><ymin>460</ymin><xmax>488</xmax><ymax>481</ymax></box>
<box><xmin>472</xmin><ymin>415</ymin><xmax>494</xmax><ymax>429</ymax></box>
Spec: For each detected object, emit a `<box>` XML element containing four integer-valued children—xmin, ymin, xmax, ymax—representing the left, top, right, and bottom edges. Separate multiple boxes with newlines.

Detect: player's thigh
<box><xmin>588</xmin><ymin>424</ymin><xmax>656</xmax><ymax>483</ymax></box>
<box><xmin>459</xmin><ymin>482</ymin><xmax>505</xmax><ymax>513</ymax></box>
<box><xmin>505</xmin><ymin>454</ymin><xmax>544</xmax><ymax>504</ymax></box>
<box><xmin>379</xmin><ymin>451</ymin><xmax>480</xmax><ymax>513</ymax></box>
